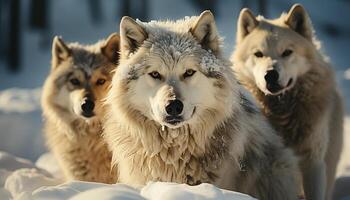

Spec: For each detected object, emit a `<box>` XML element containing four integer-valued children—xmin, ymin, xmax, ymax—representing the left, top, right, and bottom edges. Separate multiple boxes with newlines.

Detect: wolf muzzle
<box><xmin>165</xmin><ymin>99</ymin><xmax>184</xmax><ymax>125</ymax></box>
<box><xmin>81</xmin><ymin>96</ymin><xmax>95</xmax><ymax>118</ymax></box>
<box><xmin>264</xmin><ymin>69</ymin><xmax>282</xmax><ymax>93</ymax></box>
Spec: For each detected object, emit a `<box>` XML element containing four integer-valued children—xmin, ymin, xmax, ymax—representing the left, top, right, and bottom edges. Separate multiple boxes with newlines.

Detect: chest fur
<box><xmin>113</xmin><ymin>126</ymin><xmax>229</xmax><ymax>185</ymax></box>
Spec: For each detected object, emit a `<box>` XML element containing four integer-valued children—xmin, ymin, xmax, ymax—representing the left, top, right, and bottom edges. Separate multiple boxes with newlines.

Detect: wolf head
<box><xmin>232</xmin><ymin>4</ymin><xmax>320</xmax><ymax>95</ymax></box>
<box><xmin>45</xmin><ymin>33</ymin><xmax>120</xmax><ymax>121</ymax></box>
<box><xmin>108</xmin><ymin>11</ymin><xmax>235</xmax><ymax>130</ymax></box>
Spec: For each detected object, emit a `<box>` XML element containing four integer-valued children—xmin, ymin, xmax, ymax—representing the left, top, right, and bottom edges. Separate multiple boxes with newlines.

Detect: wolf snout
<box><xmin>264</xmin><ymin>69</ymin><xmax>279</xmax><ymax>84</ymax></box>
<box><xmin>264</xmin><ymin>70</ymin><xmax>283</xmax><ymax>93</ymax></box>
<box><xmin>81</xmin><ymin>97</ymin><xmax>95</xmax><ymax>118</ymax></box>
<box><xmin>165</xmin><ymin>115</ymin><xmax>183</xmax><ymax>125</ymax></box>
<box><xmin>165</xmin><ymin>99</ymin><xmax>183</xmax><ymax>116</ymax></box>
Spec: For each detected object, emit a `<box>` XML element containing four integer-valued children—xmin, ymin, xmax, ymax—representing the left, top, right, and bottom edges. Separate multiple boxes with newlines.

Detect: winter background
<box><xmin>0</xmin><ymin>0</ymin><xmax>349</xmax><ymax>199</ymax></box>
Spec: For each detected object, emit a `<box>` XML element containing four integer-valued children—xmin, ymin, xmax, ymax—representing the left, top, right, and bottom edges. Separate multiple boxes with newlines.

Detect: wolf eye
<box><xmin>183</xmin><ymin>69</ymin><xmax>196</xmax><ymax>79</ymax></box>
<box><xmin>281</xmin><ymin>49</ymin><xmax>293</xmax><ymax>58</ymax></box>
<box><xmin>149</xmin><ymin>71</ymin><xmax>161</xmax><ymax>80</ymax></box>
<box><xmin>96</xmin><ymin>78</ymin><xmax>106</xmax><ymax>86</ymax></box>
<box><xmin>254</xmin><ymin>51</ymin><xmax>264</xmax><ymax>58</ymax></box>
<box><xmin>70</xmin><ymin>78</ymin><xmax>80</xmax><ymax>86</ymax></box>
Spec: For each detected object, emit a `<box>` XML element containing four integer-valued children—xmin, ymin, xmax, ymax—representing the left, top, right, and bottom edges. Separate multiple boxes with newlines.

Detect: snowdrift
<box><xmin>0</xmin><ymin>152</ymin><xmax>255</xmax><ymax>200</ymax></box>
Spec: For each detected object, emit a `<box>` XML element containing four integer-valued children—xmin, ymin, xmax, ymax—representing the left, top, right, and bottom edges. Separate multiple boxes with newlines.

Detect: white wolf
<box><xmin>42</xmin><ymin>34</ymin><xmax>120</xmax><ymax>183</ymax></box>
<box><xmin>231</xmin><ymin>4</ymin><xmax>344</xmax><ymax>200</ymax></box>
<box><xmin>103</xmin><ymin>11</ymin><xmax>299</xmax><ymax>200</ymax></box>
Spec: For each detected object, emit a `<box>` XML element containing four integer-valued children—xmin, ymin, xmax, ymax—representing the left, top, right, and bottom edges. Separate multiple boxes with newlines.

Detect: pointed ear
<box><xmin>120</xmin><ymin>16</ymin><xmax>147</xmax><ymax>58</ymax></box>
<box><xmin>190</xmin><ymin>10</ymin><xmax>220</xmax><ymax>55</ymax></box>
<box><xmin>236</xmin><ymin>8</ymin><xmax>258</xmax><ymax>43</ymax></box>
<box><xmin>52</xmin><ymin>36</ymin><xmax>71</xmax><ymax>68</ymax></box>
<box><xmin>285</xmin><ymin>4</ymin><xmax>313</xmax><ymax>40</ymax></box>
<box><xmin>101</xmin><ymin>33</ymin><xmax>120</xmax><ymax>63</ymax></box>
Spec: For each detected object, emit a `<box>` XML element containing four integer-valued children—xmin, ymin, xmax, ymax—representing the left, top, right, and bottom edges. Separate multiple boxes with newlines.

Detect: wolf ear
<box><xmin>120</xmin><ymin>16</ymin><xmax>147</xmax><ymax>58</ymax></box>
<box><xmin>236</xmin><ymin>8</ymin><xmax>258</xmax><ymax>43</ymax></box>
<box><xmin>101</xmin><ymin>33</ymin><xmax>120</xmax><ymax>63</ymax></box>
<box><xmin>285</xmin><ymin>4</ymin><xmax>313</xmax><ymax>40</ymax></box>
<box><xmin>190</xmin><ymin>10</ymin><xmax>220</xmax><ymax>55</ymax></box>
<box><xmin>52</xmin><ymin>36</ymin><xmax>71</xmax><ymax>68</ymax></box>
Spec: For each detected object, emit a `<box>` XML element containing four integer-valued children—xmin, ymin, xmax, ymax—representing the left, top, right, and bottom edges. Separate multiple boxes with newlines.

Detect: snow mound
<box><xmin>345</xmin><ymin>68</ymin><xmax>350</xmax><ymax>80</ymax></box>
<box><xmin>337</xmin><ymin>117</ymin><xmax>350</xmax><ymax>177</ymax></box>
<box><xmin>0</xmin><ymin>151</ymin><xmax>255</xmax><ymax>200</ymax></box>
<box><xmin>0</xmin><ymin>88</ymin><xmax>41</xmax><ymax>113</ymax></box>
<box><xmin>141</xmin><ymin>182</ymin><xmax>254</xmax><ymax>200</ymax></box>
<box><xmin>69</xmin><ymin>185</ymin><xmax>144</xmax><ymax>200</ymax></box>
<box><xmin>35</xmin><ymin>152</ymin><xmax>64</xmax><ymax>180</ymax></box>
<box><xmin>5</xmin><ymin>168</ymin><xmax>62</xmax><ymax>199</ymax></box>
<box><xmin>17</xmin><ymin>181</ymin><xmax>255</xmax><ymax>200</ymax></box>
<box><xmin>22</xmin><ymin>182</ymin><xmax>144</xmax><ymax>200</ymax></box>
<box><xmin>0</xmin><ymin>152</ymin><xmax>36</xmax><ymax>172</ymax></box>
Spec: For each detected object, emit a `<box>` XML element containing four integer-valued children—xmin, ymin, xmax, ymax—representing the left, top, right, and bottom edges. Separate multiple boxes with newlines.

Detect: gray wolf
<box><xmin>103</xmin><ymin>11</ymin><xmax>299</xmax><ymax>200</ymax></box>
<box><xmin>231</xmin><ymin>4</ymin><xmax>344</xmax><ymax>200</ymax></box>
<box><xmin>41</xmin><ymin>33</ymin><xmax>120</xmax><ymax>183</ymax></box>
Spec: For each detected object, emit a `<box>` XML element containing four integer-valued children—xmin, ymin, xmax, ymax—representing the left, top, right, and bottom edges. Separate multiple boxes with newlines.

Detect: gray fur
<box><xmin>104</xmin><ymin>12</ymin><xmax>299</xmax><ymax>200</ymax></box>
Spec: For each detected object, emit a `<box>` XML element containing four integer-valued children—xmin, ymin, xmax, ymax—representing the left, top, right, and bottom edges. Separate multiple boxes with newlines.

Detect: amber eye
<box><xmin>70</xmin><ymin>78</ymin><xmax>80</xmax><ymax>86</ymax></box>
<box><xmin>183</xmin><ymin>69</ymin><xmax>196</xmax><ymax>79</ymax></box>
<box><xmin>96</xmin><ymin>78</ymin><xmax>106</xmax><ymax>86</ymax></box>
<box><xmin>281</xmin><ymin>49</ymin><xmax>293</xmax><ymax>58</ymax></box>
<box><xmin>149</xmin><ymin>71</ymin><xmax>161</xmax><ymax>80</ymax></box>
<box><xmin>254</xmin><ymin>51</ymin><xmax>264</xmax><ymax>58</ymax></box>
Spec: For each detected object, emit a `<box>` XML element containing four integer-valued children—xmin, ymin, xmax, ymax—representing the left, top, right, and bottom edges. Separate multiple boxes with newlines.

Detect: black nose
<box><xmin>165</xmin><ymin>99</ymin><xmax>183</xmax><ymax>116</ymax></box>
<box><xmin>264</xmin><ymin>70</ymin><xmax>279</xmax><ymax>84</ymax></box>
<box><xmin>81</xmin><ymin>98</ymin><xmax>95</xmax><ymax>117</ymax></box>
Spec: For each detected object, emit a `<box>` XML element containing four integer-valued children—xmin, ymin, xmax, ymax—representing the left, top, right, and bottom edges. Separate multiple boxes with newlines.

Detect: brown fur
<box><xmin>42</xmin><ymin>34</ymin><xmax>120</xmax><ymax>183</ymax></box>
<box><xmin>232</xmin><ymin>5</ymin><xmax>344</xmax><ymax>200</ymax></box>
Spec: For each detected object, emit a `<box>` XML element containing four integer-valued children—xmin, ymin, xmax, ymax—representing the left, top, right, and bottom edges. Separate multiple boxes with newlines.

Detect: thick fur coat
<box><xmin>42</xmin><ymin>34</ymin><xmax>120</xmax><ymax>183</ymax></box>
<box><xmin>231</xmin><ymin>4</ymin><xmax>344</xmax><ymax>200</ymax></box>
<box><xmin>103</xmin><ymin>11</ymin><xmax>299</xmax><ymax>200</ymax></box>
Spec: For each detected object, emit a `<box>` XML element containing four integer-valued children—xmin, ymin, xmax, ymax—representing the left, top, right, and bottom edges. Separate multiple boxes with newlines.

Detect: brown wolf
<box><xmin>41</xmin><ymin>33</ymin><xmax>120</xmax><ymax>183</ymax></box>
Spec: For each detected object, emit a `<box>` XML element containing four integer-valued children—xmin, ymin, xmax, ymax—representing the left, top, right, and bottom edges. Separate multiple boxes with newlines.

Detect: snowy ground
<box><xmin>0</xmin><ymin>0</ymin><xmax>349</xmax><ymax>199</ymax></box>
<box><xmin>0</xmin><ymin>151</ymin><xmax>255</xmax><ymax>200</ymax></box>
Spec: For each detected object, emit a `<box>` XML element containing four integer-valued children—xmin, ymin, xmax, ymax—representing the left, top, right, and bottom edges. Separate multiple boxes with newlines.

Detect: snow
<box><xmin>5</xmin><ymin>168</ymin><xmax>62</xmax><ymax>199</ymax></box>
<box><xmin>336</xmin><ymin>117</ymin><xmax>350</xmax><ymax>177</ymax></box>
<box><xmin>0</xmin><ymin>152</ymin><xmax>255</xmax><ymax>200</ymax></box>
<box><xmin>200</xmin><ymin>50</ymin><xmax>226</xmax><ymax>73</ymax></box>
<box><xmin>141</xmin><ymin>182</ymin><xmax>253</xmax><ymax>200</ymax></box>
<box><xmin>20</xmin><ymin>181</ymin><xmax>255</xmax><ymax>200</ymax></box>
<box><xmin>35</xmin><ymin>152</ymin><xmax>64</xmax><ymax>180</ymax></box>
<box><xmin>0</xmin><ymin>88</ymin><xmax>41</xmax><ymax>114</ymax></box>
<box><xmin>345</xmin><ymin>68</ymin><xmax>350</xmax><ymax>80</ymax></box>
<box><xmin>0</xmin><ymin>152</ymin><xmax>36</xmax><ymax>171</ymax></box>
